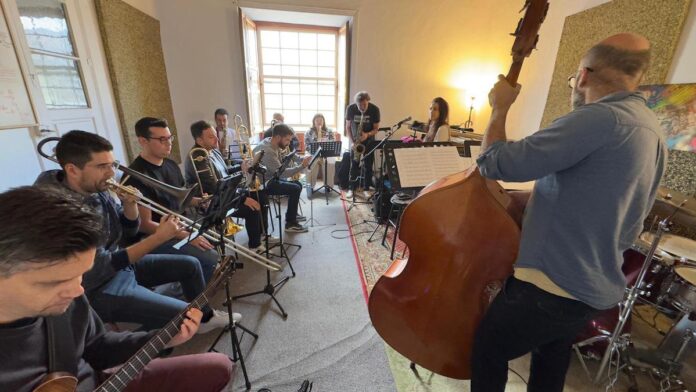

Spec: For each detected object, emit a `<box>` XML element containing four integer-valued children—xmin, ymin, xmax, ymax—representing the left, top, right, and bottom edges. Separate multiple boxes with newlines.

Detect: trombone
<box><xmin>37</xmin><ymin>137</ymin><xmax>281</xmax><ymax>272</ymax></box>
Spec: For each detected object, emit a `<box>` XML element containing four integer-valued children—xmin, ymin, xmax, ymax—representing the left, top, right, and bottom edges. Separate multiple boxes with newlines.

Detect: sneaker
<box><xmin>250</xmin><ymin>243</ymin><xmax>266</xmax><ymax>254</ymax></box>
<box><xmin>295</xmin><ymin>214</ymin><xmax>307</xmax><ymax>222</ymax></box>
<box><xmin>345</xmin><ymin>190</ymin><xmax>354</xmax><ymax>199</ymax></box>
<box><xmin>285</xmin><ymin>222</ymin><xmax>308</xmax><ymax>233</ymax></box>
<box><xmin>264</xmin><ymin>234</ymin><xmax>281</xmax><ymax>244</ymax></box>
<box><xmin>197</xmin><ymin>309</ymin><xmax>242</xmax><ymax>335</ymax></box>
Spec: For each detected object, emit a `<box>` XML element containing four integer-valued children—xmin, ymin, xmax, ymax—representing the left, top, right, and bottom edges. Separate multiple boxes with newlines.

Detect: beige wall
<box><xmin>119</xmin><ymin>0</ymin><xmax>696</xmax><ymax>161</ymax></box>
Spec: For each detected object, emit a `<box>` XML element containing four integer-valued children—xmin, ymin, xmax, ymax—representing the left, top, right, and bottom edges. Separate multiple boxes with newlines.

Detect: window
<box><xmin>257</xmin><ymin>24</ymin><xmax>338</xmax><ymax>130</ymax></box>
<box><xmin>17</xmin><ymin>0</ymin><xmax>89</xmax><ymax>109</ymax></box>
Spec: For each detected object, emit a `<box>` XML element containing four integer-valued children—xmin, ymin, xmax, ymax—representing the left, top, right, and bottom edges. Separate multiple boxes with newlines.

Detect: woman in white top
<box><xmin>423</xmin><ymin>97</ymin><xmax>450</xmax><ymax>142</ymax></box>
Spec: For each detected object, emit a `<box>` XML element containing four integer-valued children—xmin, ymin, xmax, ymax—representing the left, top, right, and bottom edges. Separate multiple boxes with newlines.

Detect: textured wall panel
<box><xmin>540</xmin><ymin>0</ymin><xmax>692</xmax><ymax>128</ymax></box>
<box><xmin>95</xmin><ymin>0</ymin><xmax>181</xmax><ymax>163</ymax></box>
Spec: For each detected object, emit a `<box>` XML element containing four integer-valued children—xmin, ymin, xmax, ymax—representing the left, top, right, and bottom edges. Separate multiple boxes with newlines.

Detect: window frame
<box><xmin>255</xmin><ymin>21</ymin><xmax>340</xmax><ymax>131</ymax></box>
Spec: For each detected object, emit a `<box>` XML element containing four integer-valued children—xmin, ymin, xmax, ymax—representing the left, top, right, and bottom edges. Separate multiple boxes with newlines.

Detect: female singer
<box><xmin>423</xmin><ymin>97</ymin><xmax>450</xmax><ymax>142</ymax></box>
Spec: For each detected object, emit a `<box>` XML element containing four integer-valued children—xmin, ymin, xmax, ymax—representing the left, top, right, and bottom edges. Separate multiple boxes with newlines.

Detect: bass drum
<box><xmin>574</xmin><ymin>241</ymin><xmax>674</xmax><ymax>357</ymax></box>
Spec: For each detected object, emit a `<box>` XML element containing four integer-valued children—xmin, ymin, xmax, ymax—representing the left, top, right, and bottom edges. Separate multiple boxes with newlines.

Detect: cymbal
<box><xmin>651</xmin><ymin>186</ymin><xmax>696</xmax><ymax>227</ymax></box>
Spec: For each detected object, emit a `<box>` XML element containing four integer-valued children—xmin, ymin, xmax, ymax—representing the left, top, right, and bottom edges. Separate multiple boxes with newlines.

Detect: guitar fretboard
<box><xmin>94</xmin><ymin>271</ymin><xmax>222</xmax><ymax>392</ymax></box>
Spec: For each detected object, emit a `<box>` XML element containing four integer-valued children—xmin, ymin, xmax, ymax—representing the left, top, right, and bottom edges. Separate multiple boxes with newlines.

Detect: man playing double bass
<box><xmin>473</xmin><ymin>33</ymin><xmax>666</xmax><ymax>391</ymax></box>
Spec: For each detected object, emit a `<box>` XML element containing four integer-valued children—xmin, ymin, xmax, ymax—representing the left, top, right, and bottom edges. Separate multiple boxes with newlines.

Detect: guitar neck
<box><xmin>94</xmin><ymin>271</ymin><xmax>225</xmax><ymax>392</ymax></box>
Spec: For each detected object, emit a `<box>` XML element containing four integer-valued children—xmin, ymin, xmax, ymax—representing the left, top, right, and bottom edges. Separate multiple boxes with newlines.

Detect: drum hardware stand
<box><xmin>594</xmin><ymin>199</ymin><xmax>689</xmax><ymax>387</ymax></box>
<box><xmin>594</xmin><ymin>216</ymin><xmax>672</xmax><ymax>386</ymax></box>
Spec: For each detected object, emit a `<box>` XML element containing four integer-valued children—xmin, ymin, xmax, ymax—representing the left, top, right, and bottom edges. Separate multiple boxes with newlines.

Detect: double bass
<box><xmin>367</xmin><ymin>0</ymin><xmax>549</xmax><ymax>380</ymax></box>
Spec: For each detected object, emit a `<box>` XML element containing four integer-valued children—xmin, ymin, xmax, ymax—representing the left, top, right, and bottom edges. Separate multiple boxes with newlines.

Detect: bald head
<box><xmin>582</xmin><ymin>33</ymin><xmax>651</xmax><ymax>89</ymax></box>
<box><xmin>599</xmin><ymin>33</ymin><xmax>650</xmax><ymax>52</ymax></box>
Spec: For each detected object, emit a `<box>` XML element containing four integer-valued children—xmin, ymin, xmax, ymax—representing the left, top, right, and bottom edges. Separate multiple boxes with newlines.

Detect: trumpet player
<box><xmin>34</xmin><ymin>130</ymin><xmax>232</xmax><ymax>333</ymax></box>
<box><xmin>184</xmin><ymin>120</ymin><xmax>272</xmax><ymax>253</ymax></box>
<box><xmin>126</xmin><ymin>117</ymin><xmax>219</xmax><ymax>283</ymax></box>
<box><xmin>345</xmin><ymin>91</ymin><xmax>380</xmax><ymax>198</ymax></box>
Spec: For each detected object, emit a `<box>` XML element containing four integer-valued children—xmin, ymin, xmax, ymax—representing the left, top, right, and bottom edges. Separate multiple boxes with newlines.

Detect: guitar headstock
<box><xmin>507</xmin><ymin>0</ymin><xmax>550</xmax><ymax>84</ymax></box>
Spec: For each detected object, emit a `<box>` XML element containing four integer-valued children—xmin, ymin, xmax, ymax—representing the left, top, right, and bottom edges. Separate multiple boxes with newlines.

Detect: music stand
<box><xmin>308</xmin><ymin>141</ymin><xmax>342</xmax><ymax>204</ymax></box>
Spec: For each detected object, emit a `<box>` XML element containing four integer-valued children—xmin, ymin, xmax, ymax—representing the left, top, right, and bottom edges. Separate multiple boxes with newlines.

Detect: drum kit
<box><xmin>574</xmin><ymin>187</ymin><xmax>696</xmax><ymax>391</ymax></box>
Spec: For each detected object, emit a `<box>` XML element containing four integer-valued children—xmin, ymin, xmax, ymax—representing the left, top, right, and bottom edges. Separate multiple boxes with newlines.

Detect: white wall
<box><xmin>120</xmin><ymin>0</ymin><xmax>696</xmax><ymax>160</ymax></box>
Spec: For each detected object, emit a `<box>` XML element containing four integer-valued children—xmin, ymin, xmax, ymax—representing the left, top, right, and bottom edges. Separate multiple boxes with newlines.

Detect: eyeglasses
<box><xmin>567</xmin><ymin>67</ymin><xmax>594</xmax><ymax>89</ymax></box>
<box><xmin>146</xmin><ymin>135</ymin><xmax>176</xmax><ymax>144</ymax></box>
<box><xmin>87</xmin><ymin>160</ymin><xmax>120</xmax><ymax>171</ymax></box>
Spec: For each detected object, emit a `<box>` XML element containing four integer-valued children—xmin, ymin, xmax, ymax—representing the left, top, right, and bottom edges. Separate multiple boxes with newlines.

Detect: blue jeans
<box><xmin>88</xmin><ymin>254</ymin><xmax>211</xmax><ymax>330</ymax></box>
<box><xmin>265</xmin><ymin>179</ymin><xmax>302</xmax><ymax>225</ymax></box>
<box><xmin>471</xmin><ymin>276</ymin><xmax>598</xmax><ymax>392</ymax></box>
<box><xmin>153</xmin><ymin>239</ymin><xmax>219</xmax><ymax>283</ymax></box>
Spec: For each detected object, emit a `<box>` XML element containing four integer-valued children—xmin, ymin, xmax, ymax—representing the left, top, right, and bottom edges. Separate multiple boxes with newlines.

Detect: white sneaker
<box><xmin>250</xmin><ymin>243</ymin><xmax>266</xmax><ymax>254</ymax></box>
<box><xmin>264</xmin><ymin>234</ymin><xmax>281</xmax><ymax>244</ymax></box>
<box><xmin>197</xmin><ymin>309</ymin><xmax>242</xmax><ymax>334</ymax></box>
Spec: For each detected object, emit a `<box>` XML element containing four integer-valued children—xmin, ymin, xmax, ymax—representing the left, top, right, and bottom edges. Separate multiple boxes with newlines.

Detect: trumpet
<box><xmin>37</xmin><ymin>137</ymin><xmax>280</xmax><ymax>271</ymax></box>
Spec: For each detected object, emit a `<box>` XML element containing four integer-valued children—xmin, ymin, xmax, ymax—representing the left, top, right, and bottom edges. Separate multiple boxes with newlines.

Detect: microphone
<box><xmin>396</xmin><ymin>116</ymin><xmax>412</xmax><ymax>127</ymax></box>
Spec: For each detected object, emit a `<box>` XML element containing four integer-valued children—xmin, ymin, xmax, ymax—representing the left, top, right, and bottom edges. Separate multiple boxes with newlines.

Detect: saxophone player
<box><xmin>344</xmin><ymin>91</ymin><xmax>380</xmax><ymax>199</ymax></box>
<box><xmin>213</xmin><ymin>108</ymin><xmax>242</xmax><ymax>162</ymax></box>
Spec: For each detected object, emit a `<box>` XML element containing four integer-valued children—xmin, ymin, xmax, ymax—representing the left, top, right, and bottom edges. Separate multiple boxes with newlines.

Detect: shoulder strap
<box><xmin>45</xmin><ymin>310</ymin><xmax>78</xmax><ymax>375</ymax></box>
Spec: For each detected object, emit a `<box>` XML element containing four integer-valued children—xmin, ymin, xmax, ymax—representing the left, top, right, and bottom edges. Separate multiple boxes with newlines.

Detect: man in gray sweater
<box><xmin>254</xmin><ymin>124</ymin><xmax>311</xmax><ymax>233</ymax></box>
<box><xmin>473</xmin><ymin>33</ymin><xmax>666</xmax><ymax>391</ymax></box>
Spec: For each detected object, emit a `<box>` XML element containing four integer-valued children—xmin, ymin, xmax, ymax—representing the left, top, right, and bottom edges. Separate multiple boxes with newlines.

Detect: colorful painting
<box><xmin>639</xmin><ymin>84</ymin><xmax>696</xmax><ymax>152</ymax></box>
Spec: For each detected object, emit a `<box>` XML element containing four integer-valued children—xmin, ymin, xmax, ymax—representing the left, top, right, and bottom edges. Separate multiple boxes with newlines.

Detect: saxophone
<box><xmin>353</xmin><ymin>113</ymin><xmax>366</xmax><ymax>161</ymax></box>
<box><xmin>234</xmin><ymin>114</ymin><xmax>262</xmax><ymax>191</ymax></box>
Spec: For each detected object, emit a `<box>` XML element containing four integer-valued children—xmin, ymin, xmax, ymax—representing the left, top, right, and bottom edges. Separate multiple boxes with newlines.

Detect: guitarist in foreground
<box><xmin>473</xmin><ymin>33</ymin><xmax>666</xmax><ymax>391</ymax></box>
<box><xmin>0</xmin><ymin>186</ymin><xmax>233</xmax><ymax>392</ymax></box>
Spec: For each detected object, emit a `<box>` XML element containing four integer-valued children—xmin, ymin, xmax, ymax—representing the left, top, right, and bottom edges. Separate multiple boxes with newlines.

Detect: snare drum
<box><xmin>662</xmin><ymin>267</ymin><xmax>696</xmax><ymax>314</ymax></box>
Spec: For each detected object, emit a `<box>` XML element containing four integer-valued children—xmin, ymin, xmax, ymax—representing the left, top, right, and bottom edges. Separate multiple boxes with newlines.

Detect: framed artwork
<box><xmin>640</xmin><ymin>83</ymin><xmax>696</xmax><ymax>152</ymax></box>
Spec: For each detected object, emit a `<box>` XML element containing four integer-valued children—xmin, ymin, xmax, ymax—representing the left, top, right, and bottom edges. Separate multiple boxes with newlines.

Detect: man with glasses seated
<box><xmin>125</xmin><ymin>117</ymin><xmax>219</xmax><ymax>283</ymax></box>
<box><xmin>34</xmin><ymin>130</ymin><xmax>230</xmax><ymax>333</ymax></box>
<box><xmin>254</xmin><ymin>124</ymin><xmax>311</xmax><ymax>233</ymax></box>
<box><xmin>184</xmin><ymin>120</ymin><xmax>273</xmax><ymax>253</ymax></box>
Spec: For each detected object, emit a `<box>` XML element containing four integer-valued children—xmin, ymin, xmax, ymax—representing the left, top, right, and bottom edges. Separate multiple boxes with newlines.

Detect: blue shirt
<box><xmin>477</xmin><ymin>92</ymin><xmax>667</xmax><ymax>309</ymax></box>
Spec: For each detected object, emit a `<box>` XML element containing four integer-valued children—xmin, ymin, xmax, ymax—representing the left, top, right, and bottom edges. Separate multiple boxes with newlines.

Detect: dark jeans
<box><xmin>471</xmin><ymin>276</ymin><xmax>598</xmax><ymax>392</ymax></box>
<box><xmin>265</xmin><ymin>179</ymin><xmax>302</xmax><ymax>225</ymax></box>
<box><xmin>230</xmin><ymin>192</ymin><xmax>268</xmax><ymax>248</ymax></box>
<box><xmin>153</xmin><ymin>239</ymin><xmax>219</xmax><ymax>283</ymax></box>
<box><xmin>350</xmin><ymin>137</ymin><xmax>377</xmax><ymax>190</ymax></box>
<box><xmin>88</xmin><ymin>254</ymin><xmax>211</xmax><ymax>331</ymax></box>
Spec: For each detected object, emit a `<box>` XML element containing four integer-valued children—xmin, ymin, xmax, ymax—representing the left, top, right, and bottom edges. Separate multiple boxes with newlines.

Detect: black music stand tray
<box><xmin>308</xmin><ymin>141</ymin><xmax>342</xmax><ymax>205</ymax></box>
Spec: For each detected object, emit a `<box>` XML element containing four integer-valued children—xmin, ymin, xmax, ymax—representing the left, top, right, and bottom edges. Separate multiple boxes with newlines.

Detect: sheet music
<box><xmin>393</xmin><ymin>146</ymin><xmax>473</xmax><ymax>188</ymax></box>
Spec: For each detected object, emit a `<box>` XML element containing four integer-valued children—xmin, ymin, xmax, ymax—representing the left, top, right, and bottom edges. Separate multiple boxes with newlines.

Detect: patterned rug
<box><xmin>341</xmin><ymin>194</ymin><xmax>476</xmax><ymax>391</ymax></box>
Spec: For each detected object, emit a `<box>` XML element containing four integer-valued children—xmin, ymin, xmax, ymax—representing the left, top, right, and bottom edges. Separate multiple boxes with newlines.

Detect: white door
<box><xmin>0</xmin><ymin>0</ymin><xmax>125</xmax><ymax>190</ymax></box>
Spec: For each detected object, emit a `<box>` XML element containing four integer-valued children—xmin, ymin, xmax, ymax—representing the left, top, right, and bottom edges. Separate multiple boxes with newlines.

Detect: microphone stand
<box><xmin>366</xmin><ymin>122</ymin><xmax>402</xmax><ymax>242</ymax></box>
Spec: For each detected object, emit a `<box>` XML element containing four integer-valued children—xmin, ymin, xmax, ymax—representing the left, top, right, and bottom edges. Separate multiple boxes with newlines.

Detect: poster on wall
<box><xmin>639</xmin><ymin>83</ymin><xmax>696</xmax><ymax>152</ymax></box>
